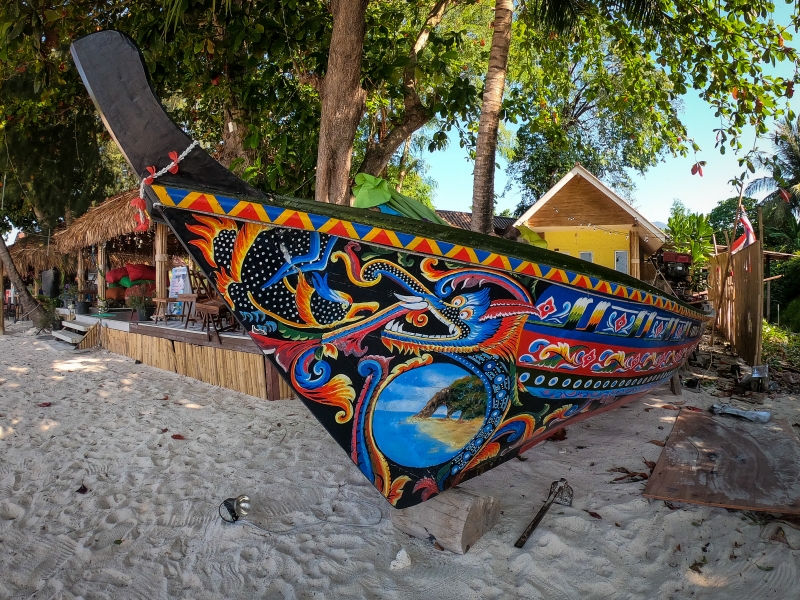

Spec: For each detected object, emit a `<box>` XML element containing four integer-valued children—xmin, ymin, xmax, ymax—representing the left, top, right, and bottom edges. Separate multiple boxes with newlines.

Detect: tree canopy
<box><xmin>507</xmin><ymin>10</ymin><xmax>684</xmax><ymax>214</ymax></box>
<box><xmin>1</xmin><ymin>0</ymin><xmax>799</xmax><ymax>222</ymax></box>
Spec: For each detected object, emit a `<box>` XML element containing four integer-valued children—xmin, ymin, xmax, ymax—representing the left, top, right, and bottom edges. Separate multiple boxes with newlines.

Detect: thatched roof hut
<box><xmin>54</xmin><ymin>190</ymin><xmax>143</xmax><ymax>253</ymax></box>
<box><xmin>9</xmin><ymin>234</ymin><xmax>74</xmax><ymax>274</ymax></box>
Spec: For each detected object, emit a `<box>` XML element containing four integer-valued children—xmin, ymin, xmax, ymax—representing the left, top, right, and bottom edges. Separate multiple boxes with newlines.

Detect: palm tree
<box><xmin>746</xmin><ymin>118</ymin><xmax>800</xmax><ymax>234</ymax></box>
<box><xmin>470</xmin><ymin>0</ymin><xmax>667</xmax><ymax>234</ymax></box>
<box><xmin>0</xmin><ymin>234</ymin><xmax>46</xmax><ymax>324</ymax></box>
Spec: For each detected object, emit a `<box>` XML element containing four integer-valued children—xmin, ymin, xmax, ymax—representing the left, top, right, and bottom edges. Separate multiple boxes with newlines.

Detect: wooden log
<box><xmin>670</xmin><ymin>372</ymin><xmax>682</xmax><ymax>396</ymax></box>
<box><xmin>391</xmin><ymin>488</ymin><xmax>500</xmax><ymax>554</ymax></box>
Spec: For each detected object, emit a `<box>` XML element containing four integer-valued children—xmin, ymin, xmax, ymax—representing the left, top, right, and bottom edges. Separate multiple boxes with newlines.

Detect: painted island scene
<box><xmin>373</xmin><ymin>363</ymin><xmax>488</xmax><ymax>468</ymax></box>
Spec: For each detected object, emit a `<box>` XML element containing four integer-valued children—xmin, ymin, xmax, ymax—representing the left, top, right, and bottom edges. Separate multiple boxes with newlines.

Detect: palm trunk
<box><xmin>0</xmin><ymin>234</ymin><xmax>45</xmax><ymax>323</ymax></box>
<box><xmin>315</xmin><ymin>0</ymin><xmax>369</xmax><ymax>205</ymax></box>
<box><xmin>470</xmin><ymin>0</ymin><xmax>513</xmax><ymax>234</ymax></box>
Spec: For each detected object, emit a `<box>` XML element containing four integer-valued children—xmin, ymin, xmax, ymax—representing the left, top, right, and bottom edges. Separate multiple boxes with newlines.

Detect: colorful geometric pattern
<box><xmin>152</xmin><ymin>185</ymin><xmax>706</xmax><ymax>320</ymax></box>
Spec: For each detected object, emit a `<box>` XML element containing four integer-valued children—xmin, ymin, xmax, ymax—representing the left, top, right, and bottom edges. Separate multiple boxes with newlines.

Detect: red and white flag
<box><xmin>731</xmin><ymin>209</ymin><xmax>756</xmax><ymax>254</ymax></box>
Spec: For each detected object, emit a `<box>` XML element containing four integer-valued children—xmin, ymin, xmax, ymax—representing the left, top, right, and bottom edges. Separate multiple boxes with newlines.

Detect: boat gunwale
<box><xmin>151</xmin><ymin>184</ymin><xmax>709</xmax><ymax>321</ymax></box>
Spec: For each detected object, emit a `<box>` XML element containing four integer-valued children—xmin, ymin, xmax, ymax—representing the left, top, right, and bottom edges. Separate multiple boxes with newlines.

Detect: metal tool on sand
<box><xmin>514</xmin><ymin>478</ymin><xmax>573</xmax><ymax>548</ymax></box>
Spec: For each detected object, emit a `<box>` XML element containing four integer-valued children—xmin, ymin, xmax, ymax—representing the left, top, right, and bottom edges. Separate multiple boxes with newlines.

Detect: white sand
<box><xmin>1</xmin><ymin>320</ymin><xmax>799</xmax><ymax>599</ymax></box>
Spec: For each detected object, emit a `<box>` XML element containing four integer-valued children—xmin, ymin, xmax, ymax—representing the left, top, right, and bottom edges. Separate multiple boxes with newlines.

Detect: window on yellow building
<box><xmin>579</xmin><ymin>251</ymin><xmax>593</xmax><ymax>263</ymax></box>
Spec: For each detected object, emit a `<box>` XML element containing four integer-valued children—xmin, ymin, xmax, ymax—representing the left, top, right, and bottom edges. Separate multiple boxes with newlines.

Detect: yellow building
<box><xmin>513</xmin><ymin>165</ymin><xmax>665</xmax><ymax>279</ymax></box>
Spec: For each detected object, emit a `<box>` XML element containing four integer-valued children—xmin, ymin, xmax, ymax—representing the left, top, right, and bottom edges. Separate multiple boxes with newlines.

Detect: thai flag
<box><xmin>731</xmin><ymin>209</ymin><xmax>756</xmax><ymax>254</ymax></box>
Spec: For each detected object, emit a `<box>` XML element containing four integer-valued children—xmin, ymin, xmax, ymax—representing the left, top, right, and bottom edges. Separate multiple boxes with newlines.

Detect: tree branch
<box><xmin>359</xmin><ymin>0</ymin><xmax>453</xmax><ymax>176</ymax></box>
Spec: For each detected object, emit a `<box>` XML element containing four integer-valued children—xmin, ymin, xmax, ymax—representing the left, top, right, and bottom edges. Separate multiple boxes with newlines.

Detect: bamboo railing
<box><xmin>100</xmin><ymin>327</ymin><xmax>294</xmax><ymax>400</ymax></box>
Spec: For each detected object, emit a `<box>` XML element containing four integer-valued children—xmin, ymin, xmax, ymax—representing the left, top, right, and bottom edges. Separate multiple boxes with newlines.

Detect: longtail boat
<box><xmin>72</xmin><ymin>31</ymin><xmax>709</xmax><ymax>509</ymax></box>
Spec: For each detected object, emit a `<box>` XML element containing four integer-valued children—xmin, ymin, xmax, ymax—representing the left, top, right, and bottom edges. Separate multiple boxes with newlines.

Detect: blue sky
<box><xmin>425</xmin><ymin>6</ymin><xmax>798</xmax><ymax>225</ymax></box>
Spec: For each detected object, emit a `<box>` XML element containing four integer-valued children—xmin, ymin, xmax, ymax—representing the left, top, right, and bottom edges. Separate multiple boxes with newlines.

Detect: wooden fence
<box><xmin>77</xmin><ymin>322</ymin><xmax>101</xmax><ymax>350</ymax></box>
<box><xmin>100</xmin><ymin>327</ymin><xmax>294</xmax><ymax>400</ymax></box>
<box><xmin>707</xmin><ymin>241</ymin><xmax>763</xmax><ymax>365</ymax></box>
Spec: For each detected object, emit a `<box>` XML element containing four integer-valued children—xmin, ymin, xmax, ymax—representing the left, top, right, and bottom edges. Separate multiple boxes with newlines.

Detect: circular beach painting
<box><xmin>372</xmin><ymin>363</ymin><xmax>488</xmax><ymax>468</ymax></box>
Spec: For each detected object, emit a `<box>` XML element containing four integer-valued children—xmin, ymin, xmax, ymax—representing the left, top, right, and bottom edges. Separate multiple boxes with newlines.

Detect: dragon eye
<box><xmin>452</xmin><ymin>296</ymin><xmax>465</xmax><ymax>307</ymax></box>
<box><xmin>459</xmin><ymin>308</ymin><xmax>473</xmax><ymax>320</ymax></box>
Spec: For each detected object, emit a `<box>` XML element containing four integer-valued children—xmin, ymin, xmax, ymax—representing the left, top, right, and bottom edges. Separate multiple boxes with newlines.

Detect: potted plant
<box><xmin>76</xmin><ymin>291</ymin><xmax>92</xmax><ymax>315</ymax></box>
<box><xmin>35</xmin><ymin>298</ymin><xmax>63</xmax><ymax>332</ymax></box>
<box><xmin>126</xmin><ymin>284</ymin><xmax>155</xmax><ymax>321</ymax></box>
<box><xmin>59</xmin><ymin>285</ymin><xmax>78</xmax><ymax>310</ymax></box>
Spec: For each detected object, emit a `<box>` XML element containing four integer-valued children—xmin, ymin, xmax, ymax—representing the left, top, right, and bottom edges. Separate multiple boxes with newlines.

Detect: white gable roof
<box><xmin>513</xmin><ymin>164</ymin><xmax>666</xmax><ymax>244</ymax></box>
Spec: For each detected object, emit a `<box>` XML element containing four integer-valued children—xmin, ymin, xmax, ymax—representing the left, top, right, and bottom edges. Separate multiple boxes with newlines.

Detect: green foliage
<box><xmin>767</xmin><ymin>254</ymin><xmax>800</xmax><ymax>313</ymax></box>
<box><xmin>666</xmin><ymin>207</ymin><xmax>714</xmax><ymax>287</ymax></box>
<box><xmin>762</xmin><ymin>320</ymin><xmax>800</xmax><ymax>367</ymax></box>
<box><xmin>0</xmin><ymin>71</ymin><xmax>116</xmax><ymax>232</ymax></box>
<box><xmin>512</xmin><ymin>1</ymin><xmax>800</xmax><ymax>208</ymax></box>
<box><xmin>437</xmin><ymin>375</ymin><xmax>486</xmax><ymax>421</ymax></box>
<box><xmin>779</xmin><ymin>297</ymin><xmax>800</xmax><ymax>333</ymax></box>
<box><xmin>508</xmin><ymin>11</ymin><xmax>684</xmax><ymax>212</ymax></box>
<box><xmin>707</xmin><ymin>196</ymin><xmax>760</xmax><ymax>240</ymax></box>
<box><xmin>746</xmin><ymin>118</ymin><xmax>800</xmax><ymax>252</ymax></box>
<box><xmin>353</xmin><ymin>130</ymin><xmax>438</xmax><ymax>207</ymax></box>
<box><xmin>34</xmin><ymin>296</ymin><xmax>60</xmax><ymax>331</ymax></box>
<box><xmin>2</xmin><ymin>0</ymin><xmax>799</xmax><ymax>231</ymax></box>
<box><xmin>667</xmin><ymin>209</ymin><xmax>714</xmax><ymax>262</ymax></box>
<box><xmin>125</xmin><ymin>284</ymin><xmax>152</xmax><ymax>310</ymax></box>
<box><xmin>765</xmin><ymin>216</ymin><xmax>800</xmax><ymax>253</ymax></box>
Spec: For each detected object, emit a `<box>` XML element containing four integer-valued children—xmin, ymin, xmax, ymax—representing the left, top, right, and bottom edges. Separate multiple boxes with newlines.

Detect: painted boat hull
<box><xmin>154</xmin><ymin>184</ymin><xmax>704</xmax><ymax>508</ymax></box>
<box><xmin>71</xmin><ymin>30</ymin><xmax>708</xmax><ymax>508</ymax></box>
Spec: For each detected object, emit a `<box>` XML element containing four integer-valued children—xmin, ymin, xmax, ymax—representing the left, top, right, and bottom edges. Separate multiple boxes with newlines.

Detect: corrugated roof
<box><xmin>435</xmin><ymin>210</ymin><xmax>515</xmax><ymax>232</ymax></box>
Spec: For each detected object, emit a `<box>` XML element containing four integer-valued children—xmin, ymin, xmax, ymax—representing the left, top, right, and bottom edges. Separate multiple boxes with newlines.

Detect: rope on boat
<box><xmin>131</xmin><ymin>140</ymin><xmax>200</xmax><ymax>231</ymax></box>
<box><xmin>138</xmin><ymin>140</ymin><xmax>200</xmax><ymax>200</ymax></box>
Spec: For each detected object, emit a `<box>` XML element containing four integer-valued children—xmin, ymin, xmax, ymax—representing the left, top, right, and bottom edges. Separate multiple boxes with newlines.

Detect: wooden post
<box><xmin>758</xmin><ymin>206</ymin><xmax>769</xmax><ymax>328</ymax></box>
<box><xmin>76</xmin><ymin>250</ymin><xmax>85</xmax><ymax>299</ymax></box>
<box><xmin>155</xmin><ymin>223</ymin><xmax>169</xmax><ymax>300</ymax></box>
<box><xmin>97</xmin><ymin>243</ymin><xmax>107</xmax><ymax>301</ymax></box>
<box><xmin>391</xmin><ymin>487</ymin><xmax>500</xmax><ymax>554</ymax></box>
<box><xmin>33</xmin><ymin>268</ymin><xmax>40</xmax><ymax>298</ymax></box>
<box><xmin>0</xmin><ymin>258</ymin><xmax>4</xmax><ymax>335</ymax></box>
<box><xmin>766</xmin><ymin>280</ymin><xmax>771</xmax><ymax>322</ymax></box>
<box><xmin>629</xmin><ymin>226</ymin><xmax>640</xmax><ymax>279</ymax></box>
<box><xmin>755</xmin><ymin>243</ymin><xmax>764</xmax><ymax>366</ymax></box>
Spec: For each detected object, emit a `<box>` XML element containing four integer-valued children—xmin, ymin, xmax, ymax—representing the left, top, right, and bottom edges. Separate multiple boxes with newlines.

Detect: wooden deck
<box><xmin>130</xmin><ymin>319</ymin><xmax>261</xmax><ymax>354</ymax></box>
<box><xmin>72</xmin><ymin>314</ymin><xmax>293</xmax><ymax>401</ymax></box>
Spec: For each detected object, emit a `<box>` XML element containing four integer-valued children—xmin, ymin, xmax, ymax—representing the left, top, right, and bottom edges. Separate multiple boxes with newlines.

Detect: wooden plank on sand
<box><xmin>643</xmin><ymin>410</ymin><xmax>800</xmax><ymax>514</ymax></box>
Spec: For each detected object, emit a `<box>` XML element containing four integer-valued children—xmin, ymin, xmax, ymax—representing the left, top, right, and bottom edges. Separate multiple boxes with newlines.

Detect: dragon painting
<box><xmin>170</xmin><ymin>216</ymin><xmax>700</xmax><ymax>507</ymax></box>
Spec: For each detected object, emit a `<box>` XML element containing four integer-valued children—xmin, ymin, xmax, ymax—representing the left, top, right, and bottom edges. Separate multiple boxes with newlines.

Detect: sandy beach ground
<box><xmin>1</xmin><ymin>320</ymin><xmax>799</xmax><ymax>599</ymax></box>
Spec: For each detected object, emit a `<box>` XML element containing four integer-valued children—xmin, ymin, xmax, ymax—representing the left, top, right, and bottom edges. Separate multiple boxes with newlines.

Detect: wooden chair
<box><xmin>177</xmin><ymin>293</ymin><xmax>202</xmax><ymax>329</ymax></box>
<box><xmin>176</xmin><ymin>268</ymin><xmax>215</xmax><ymax>329</ymax></box>
<box><xmin>152</xmin><ymin>297</ymin><xmax>180</xmax><ymax>325</ymax></box>
<box><xmin>194</xmin><ymin>297</ymin><xmax>230</xmax><ymax>343</ymax></box>
<box><xmin>189</xmin><ymin>269</ymin><xmax>213</xmax><ymax>297</ymax></box>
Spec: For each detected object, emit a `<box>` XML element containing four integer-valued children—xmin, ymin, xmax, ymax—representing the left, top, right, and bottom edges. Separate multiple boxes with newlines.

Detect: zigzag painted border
<box><xmin>153</xmin><ymin>185</ymin><xmax>702</xmax><ymax>319</ymax></box>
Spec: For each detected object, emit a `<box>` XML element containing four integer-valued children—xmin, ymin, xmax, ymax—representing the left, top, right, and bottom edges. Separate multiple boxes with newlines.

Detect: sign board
<box><xmin>168</xmin><ymin>266</ymin><xmax>190</xmax><ymax>315</ymax></box>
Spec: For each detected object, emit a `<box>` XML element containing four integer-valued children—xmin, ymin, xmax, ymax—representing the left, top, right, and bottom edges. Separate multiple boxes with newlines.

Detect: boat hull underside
<box><xmin>162</xmin><ymin>206</ymin><xmax>703</xmax><ymax>509</ymax></box>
